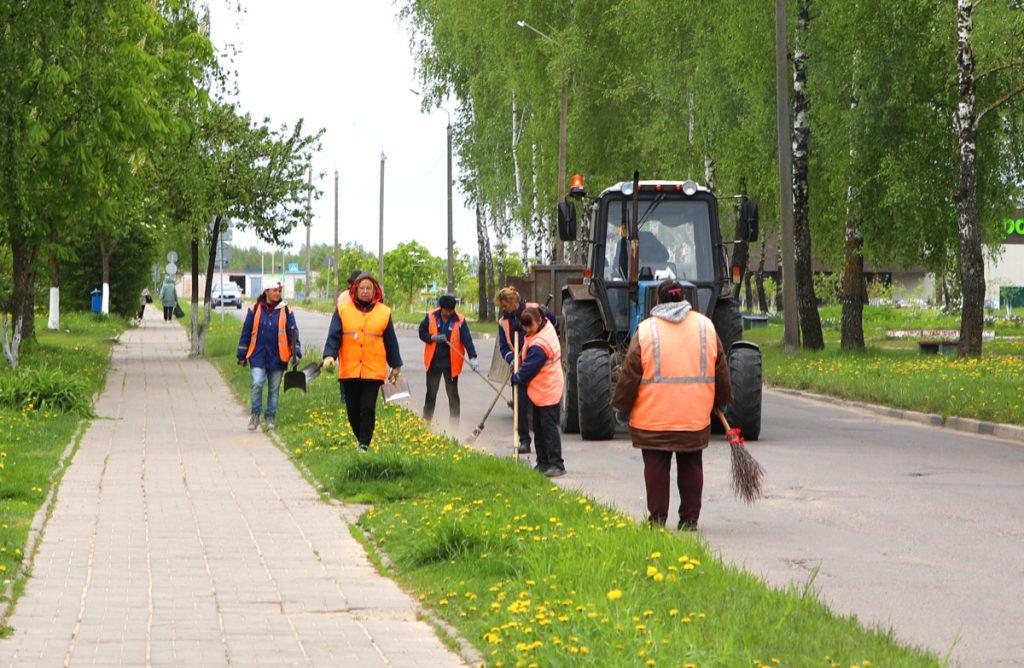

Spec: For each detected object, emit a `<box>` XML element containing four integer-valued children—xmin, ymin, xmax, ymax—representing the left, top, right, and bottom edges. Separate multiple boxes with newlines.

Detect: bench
<box><xmin>918</xmin><ymin>340</ymin><xmax>959</xmax><ymax>356</ymax></box>
<box><xmin>742</xmin><ymin>315</ymin><xmax>769</xmax><ymax>330</ymax></box>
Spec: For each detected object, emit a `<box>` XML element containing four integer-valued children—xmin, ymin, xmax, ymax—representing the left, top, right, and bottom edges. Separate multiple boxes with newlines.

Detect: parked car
<box><xmin>211</xmin><ymin>284</ymin><xmax>243</xmax><ymax>309</ymax></box>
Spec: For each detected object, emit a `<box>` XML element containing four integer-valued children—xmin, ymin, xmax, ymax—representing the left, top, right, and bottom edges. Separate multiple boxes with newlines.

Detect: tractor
<box><xmin>553</xmin><ymin>172</ymin><xmax>763</xmax><ymax>440</ymax></box>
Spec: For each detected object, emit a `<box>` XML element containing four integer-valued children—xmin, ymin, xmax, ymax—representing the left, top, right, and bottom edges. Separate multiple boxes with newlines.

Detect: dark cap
<box><xmin>438</xmin><ymin>295</ymin><xmax>457</xmax><ymax>310</ymax></box>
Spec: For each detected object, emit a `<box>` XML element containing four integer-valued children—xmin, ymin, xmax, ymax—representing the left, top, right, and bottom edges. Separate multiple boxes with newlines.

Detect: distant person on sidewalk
<box><xmin>236</xmin><ymin>279</ymin><xmax>301</xmax><ymax>431</ymax></box>
<box><xmin>159</xmin><ymin>277</ymin><xmax>177</xmax><ymax>321</ymax></box>
<box><xmin>139</xmin><ymin>287</ymin><xmax>151</xmax><ymax>319</ymax></box>
<box><xmin>511</xmin><ymin>307</ymin><xmax>565</xmax><ymax>477</ymax></box>
<box><xmin>611</xmin><ymin>279</ymin><xmax>732</xmax><ymax>531</ymax></box>
<box><xmin>322</xmin><ymin>273</ymin><xmax>403</xmax><ymax>452</ymax></box>
<box><xmin>496</xmin><ymin>287</ymin><xmax>557</xmax><ymax>454</ymax></box>
<box><xmin>418</xmin><ymin>295</ymin><xmax>478</xmax><ymax>425</ymax></box>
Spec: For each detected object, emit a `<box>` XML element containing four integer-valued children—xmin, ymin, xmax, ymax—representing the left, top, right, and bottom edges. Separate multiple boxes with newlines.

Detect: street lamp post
<box><xmin>517</xmin><ymin>19</ymin><xmax>568</xmax><ymax>263</ymax></box>
<box><xmin>774</xmin><ymin>0</ymin><xmax>800</xmax><ymax>352</ymax></box>
<box><xmin>410</xmin><ymin>89</ymin><xmax>456</xmax><ymax>295</ymax></box>
<box><xmin>333</xmin><ymin>169</ymin><xmax>339</xmax><ymax>300</ymax></box>
<box><xmin>378</xmin><ymin>151</ymin><xmax>386</xmax><ymax>283</ymax></box>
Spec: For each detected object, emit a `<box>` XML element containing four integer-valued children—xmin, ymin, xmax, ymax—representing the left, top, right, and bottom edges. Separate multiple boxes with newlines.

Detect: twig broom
<box><xmin>714</xmin><ymin>408</ymin><xmax>765</xmax><ymax>504</ymax></box>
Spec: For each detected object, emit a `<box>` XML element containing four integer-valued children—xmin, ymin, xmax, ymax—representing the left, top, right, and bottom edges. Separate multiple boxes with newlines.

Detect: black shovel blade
<box><xmin>283</xmin><ymin>370</ymin><xmax>307</xmax><ymax>392</ymax></box>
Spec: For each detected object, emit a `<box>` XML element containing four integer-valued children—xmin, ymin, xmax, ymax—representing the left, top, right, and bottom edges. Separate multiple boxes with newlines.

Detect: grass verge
<box><xmin>200</xmin><ymin>308</ymin><xmax>936</xmax><ymax>666</ymax></box>
<box><xmin>743</xmin><ymin>306</ymin><xmax>1024</xmax><ymax>425</ymax></box>
<box><xmin>0</xmin><ymin>312</ymin><xmax>127</xmax><ymax>633</ymax></box>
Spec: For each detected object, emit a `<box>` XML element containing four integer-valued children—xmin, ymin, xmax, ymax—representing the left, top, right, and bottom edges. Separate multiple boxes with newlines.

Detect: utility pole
<box><xmin>556</xmin><ymin>77</ymin><xmax>569</xmax><ymax>264</ymax></box>
<box><xmin>305</xmin><ymin>163</ymin><xmax>312</xmax><ymax>302</ymax></box>
<box><xmin>446</xmin><ymin>121</ymin><xmax>455</xmax><ymax>294</ymax></box>
<box><xmin>333</xmin><ymin>169</ymin><xmax>339</xmax><ymax>300</ymax></box>
<box><xmin>378</xmin><ymin>151</ymin><xmax>386</xmax><ymax>283</ymax></box>
<box><xmin>774</xmin><ymin>0</ymin><xmax>800</xmax><ymax>352</ymax></box>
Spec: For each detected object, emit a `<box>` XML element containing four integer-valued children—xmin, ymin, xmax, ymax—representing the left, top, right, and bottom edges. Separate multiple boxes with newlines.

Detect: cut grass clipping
<box><xmin>199</xmin><ymin>313</ymin><xmax>937</xmax><ymax>667</ymax></box>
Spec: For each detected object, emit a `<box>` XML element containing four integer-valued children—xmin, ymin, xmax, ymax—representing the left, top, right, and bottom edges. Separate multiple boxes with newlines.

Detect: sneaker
<box><xmin>542</xmin><ymin>466</ymin><xmax>566</xmax><ymax>478</ymax></box>
<box><xmin>264</xmin><ymin>416</ymin><xmax>276</xmax><ymax>430</ymax></box>
<box><xmin>247</xmin><ymin>414</ymin><xmax>260</xmax><ymax>431</ymax></box>
<box><xmin>677</xmin><ymin>520</ymin><xmax>698</xmax><ymax>532</ymax></box>
<box><xmin>357</xmin><ymin>443</ymin><xmax>370</xmax><ymax>452</ymax></box>
<box><xmin>517</xmin><ymin>441</ymin><xmax>531</xmax><ymax>455</ymax></box>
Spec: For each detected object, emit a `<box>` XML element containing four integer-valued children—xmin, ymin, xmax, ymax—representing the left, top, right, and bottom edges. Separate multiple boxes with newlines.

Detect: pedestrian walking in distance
<box><xmin>139</xmin><ymin>287</ymin><xmax>151</xmax><ymax>320</ymax></box>
<box><xmin>612</xmin><ymin>279</ymin><xmax>732</xmax><ymax>531</ymax></box>
<box><xmin>496</xmin><ymin>287</ymin><xmax>557</xmax><ymax>454</ymax></box>
<box><xmin>159</xmin><ymin>277</ymin><xmax>177</xmax><ymax>321</ymax></box>
<box><xmin>511</xmin><ymin>307</ymin><xmax>565</xmax><ymax>477</ymax></box>
<box><xmin>236</xmin><ymin>279</ymin><xmax>301</xmax><ymax>431</ymax></box>
<box><xmin>419</xmin><ymin>295</ymin><xmax>478</xmax><ymax>425</ymax></box>
<box><xmin>322</xmin><ymin>273</ymin><xmax>403</xmax><ymax>452</ymax></box>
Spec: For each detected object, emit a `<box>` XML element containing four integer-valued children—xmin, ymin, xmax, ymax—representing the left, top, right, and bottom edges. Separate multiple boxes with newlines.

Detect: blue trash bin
<box><xmin>90</xmin><ymin>289</ymin><xmax>102</xmax><ymax>313</ymax></box>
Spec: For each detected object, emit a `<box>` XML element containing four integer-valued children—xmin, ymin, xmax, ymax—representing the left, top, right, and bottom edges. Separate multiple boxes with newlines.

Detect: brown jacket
<box><xmin>611</xmin><ymin>315</ymin><xmax>732</xmax><ymax>452</ymax></box>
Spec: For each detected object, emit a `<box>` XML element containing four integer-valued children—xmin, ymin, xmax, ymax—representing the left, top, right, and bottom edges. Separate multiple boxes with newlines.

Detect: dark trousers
<box><xmin>531</xmin><ymin>403</ymin><xmax>563</xmax><ymax>470</ymax></box>
<box><xmin>340</xmin><ymin>379</ymin><xmax>383</xmax><ymax>446</ymax></box>
<box><xmin>516</xmin><ymin>384</ymin><xmax>532</xmax><ymax>446</ymax></box>
<box><xmin>423</xmin><ymin>365</ymin><xmax>460</xmax><ymax>423</ymax></box>
<box><xmin>163</xmin><ymin>306</ymin><xmax>173</xmax><ymax>321</ymax></box>
<box><xmin>138</xmin><ymin>304</ymin><xmax>146</xmax><ymax>319</ymax></box>
<box><xmin>641</xmin><ymin>449</ymin><xmax>703</xmax><ymax>526</ymax></box>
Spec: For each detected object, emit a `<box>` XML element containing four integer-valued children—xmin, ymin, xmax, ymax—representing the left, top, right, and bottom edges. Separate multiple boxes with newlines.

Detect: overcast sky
<box><xmin>207</xmin><ymin>0</ymin><xmax>474</xmax><ymax>261</ymax></box>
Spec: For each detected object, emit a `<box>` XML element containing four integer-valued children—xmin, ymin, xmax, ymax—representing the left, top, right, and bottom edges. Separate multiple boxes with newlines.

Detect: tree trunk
<box><xmin>10</xmin><ymin>236</ymin><xmax>38</xmax><ymax>346</ymax></box>
<box><xmin>47</xmin><ymin>226</ymin><xmax>60</xmax><ymax>331</ymax></box>
<box><xmin>191</xmin><ymin>217</ymin><xmax>222</xmax><ymax>357</ymax></box>
<box><xmin>775</xmin><ymin>230</ymin><xmax>784</xmax><ymax>312</ymax></box>
<box><xmin>756</xmin><ymin>234</ymin><xmax>769</xmax><ymax>313</ymax></box>
<box><xmin>841</xmin><ymin>48</ymin><xmax>865</xmax><ymax>350</ymax></box>
<box><xmin>475</xmin><ymin>201</ymin><xmax>491</xmax><ymax>321</ymax></box>
<box><xmin>99</xmin><ymin>237</ymin><xmax>115</xmax><ymax>317</ymax></box>
<box><xmin>953</xmin><ymin>0</ymin><xmax>984</xmax><ymax>357</ymax></box>
<box><xmin>791</xmin><ymin>0</ymin><xmax>824</xmax><ymax>350</ymax></box>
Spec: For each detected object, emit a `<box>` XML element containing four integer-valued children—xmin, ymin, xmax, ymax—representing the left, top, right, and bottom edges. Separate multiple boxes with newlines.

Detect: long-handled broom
<box><xmin>714</xmin><ymin>408</ymin><xmax>765</xmax><ymax>504</ymax></box>
<box><xmin>469</xmin><ymin>373</ymin><xmax>512</xmax><ymax>442</ymax></box>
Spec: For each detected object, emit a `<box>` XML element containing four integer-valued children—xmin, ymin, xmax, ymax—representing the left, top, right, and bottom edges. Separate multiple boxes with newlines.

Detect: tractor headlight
<box><xmin>620</xmin><ymin>181</ymin><xmax>634</xmax><ymax>197</ymax></box>
<box><xmin>682</xmin><ymin>180</ymin><xmax>698</xmax><ymax>196</ymax></box>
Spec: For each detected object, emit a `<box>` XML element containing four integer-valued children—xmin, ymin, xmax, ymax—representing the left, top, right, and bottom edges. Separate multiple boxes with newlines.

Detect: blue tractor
<box><xmin>554</xmin><ymin>173</ymin><xmax>763</xmax><ymax>440</ymax></box>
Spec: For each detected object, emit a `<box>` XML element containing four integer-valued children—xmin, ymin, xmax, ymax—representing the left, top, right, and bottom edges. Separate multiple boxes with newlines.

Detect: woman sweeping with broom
<box><xmin>612</xmin><ymin>279</ymin><xmax>739</xmax><ymax>530</ymax></box>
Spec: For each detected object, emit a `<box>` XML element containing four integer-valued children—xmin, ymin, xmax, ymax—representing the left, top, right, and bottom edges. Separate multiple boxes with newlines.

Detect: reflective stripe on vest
<box><xmin>630</xmin><ymin>312</ymin><xmax>716</xmax><ymax>432</ymax></box>
<box><xmin>499</xmin><ymin>301</ymin><xmax>540</xmax><ymax>349</ymax></box>
<box><xmin>244</xmin><ymin>303</ymin><xmax>291</xmax><ymax>363</ymax></box>
<box><xmin>521</xmin><ymin>320</ymin><xmax>563</xmax><ymax>407</ymax></box>
<box><xmin>423</xmin><ymin>309</ymin><xmax>466</xmax><ymax>376</ymax></box>
<box><xmin>337</xmin><ymin>300</ymin><xmax>391</xmax><ymax>381</ymax></box>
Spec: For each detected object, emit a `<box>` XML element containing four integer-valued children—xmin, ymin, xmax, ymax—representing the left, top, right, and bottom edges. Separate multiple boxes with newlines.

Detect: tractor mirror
<box><xmin>557</xmin><ymin>201</ymin><xmax>577</xmax><ymax>241</ymax></box>
<box><xmin>739</xmin><ymin>200</ymin><xmax>759</xmax><ymax>242</ymax></box>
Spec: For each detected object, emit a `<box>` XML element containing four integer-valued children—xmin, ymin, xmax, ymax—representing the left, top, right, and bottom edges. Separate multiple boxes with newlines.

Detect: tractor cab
<box><xmin>554</xmin><ymin>173</ymin><xmax>763</xmax><ymax>441</ymax></box>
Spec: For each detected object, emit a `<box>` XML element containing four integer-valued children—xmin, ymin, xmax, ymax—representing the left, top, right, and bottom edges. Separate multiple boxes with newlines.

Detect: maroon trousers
<box><xmin>641</xmin><ymin>449</ymin><xmax>703</xmax><ymax>526</ymax></box>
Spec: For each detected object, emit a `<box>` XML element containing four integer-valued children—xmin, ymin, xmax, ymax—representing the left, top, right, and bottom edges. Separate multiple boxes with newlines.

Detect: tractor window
<box><xmin>604</xmin><ymin>199</ymin><xmax>715</xmax><ymax>282</ymax></box>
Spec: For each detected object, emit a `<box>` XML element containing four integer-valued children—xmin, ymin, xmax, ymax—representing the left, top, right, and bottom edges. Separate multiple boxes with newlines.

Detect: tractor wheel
<box><xmin>725</xmin><ymin>344</ymin><xmax>762</xmax><ymax>441</ymax></box>
<box><xmin>560</xmin><ymin>298</ymin><xmax>603</xmax><ymax>433</ymax></box>
<box><xmin>577</xmin><ymin>347</ymin><xmax>616</xmax><ymax>440</ymax></box>
<box><xmin>711</xmin><ymin>297</ymin><xmax>743</xmax><ymax>354</ymax></box>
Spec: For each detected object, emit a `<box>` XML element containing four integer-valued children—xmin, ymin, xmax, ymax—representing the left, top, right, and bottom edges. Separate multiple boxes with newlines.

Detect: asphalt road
<box><xmin>228</xmin><ymin>304</ymin><xmax>1024</xmax><ymax>666</ymax></box>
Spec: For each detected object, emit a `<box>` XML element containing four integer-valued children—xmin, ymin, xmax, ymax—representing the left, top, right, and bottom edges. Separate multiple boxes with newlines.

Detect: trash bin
<box><xmin>90</xmin><ymin>289</ymin><xmax>102</xmax><ymax>313</ymax></box>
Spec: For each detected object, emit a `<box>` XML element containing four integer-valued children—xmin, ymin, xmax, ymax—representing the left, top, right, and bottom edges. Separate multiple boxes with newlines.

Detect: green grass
<box><xmin>742</xmin><ymin>306</ymin><xmax>1024</xmax><ymax>425</ymax></box>
<box><xmin>0</xmin><ymin>312</ymin><xmax>127</xmax><ymax>628</ymax></box>
<box><xmin>200</xmin><ymin>309</ymin><xmax>937</xmax><ymax>667</ymax></box>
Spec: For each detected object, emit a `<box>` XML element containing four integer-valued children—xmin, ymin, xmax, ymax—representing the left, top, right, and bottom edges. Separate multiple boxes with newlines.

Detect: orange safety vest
<box><xmin>520</xmin><ymin>320</ymin><xmax>563</xmax><ymax>407</ymax></box>
<box><xmin>245</xmin><ymin>303</ymin><xmax>291</xmax><ymax>363</ymax></box>
<box><xmin>423</xmin><ymin>309</ymin><xmax>466</xmax><ymax>377</ymax></box>
<box><xmin>499</xmin><ymin>301</ymin><xmax>540</xmax><ymax>347</ymax></box>
<box><xmin>630</xmin><ymin>312</ymin><xmax>717</xmax><ymax>432</ymax></box>
<box><xmin>336</xmin><ymin>300</ymin><xmax>392</xmax><ymax>381</ymax></box>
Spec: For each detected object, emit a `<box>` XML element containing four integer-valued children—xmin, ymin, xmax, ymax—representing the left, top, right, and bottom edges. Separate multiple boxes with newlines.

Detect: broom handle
<box><xmin>476</xmin><ymin>373</ymin><xmax>511</xmax><ymax>430</ymax></box>
<box><xmin>442</xmin><ymin>337</ymin><xmax>511</xmax><ymax>401</ymax></box>
<box><xmin>513</xmin><ymin>336</ymin><xmax>520</xmax><ymax>461</ymax></box>
<box><xmin>714</xmin><ymin>408</ymin><xmax>733</xmax><ymax>432</ymax></box>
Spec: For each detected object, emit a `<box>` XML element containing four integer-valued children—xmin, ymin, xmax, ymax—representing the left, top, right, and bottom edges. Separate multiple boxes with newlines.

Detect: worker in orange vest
<box><xmin>612</xmin><ymin>280</ymin><xmax>732</xmax><ymax>530</ymax></box>
<box><xmin>321</xmin><ymin>273</ymin><xmax>403</xmax><ymax>452</ymax></box>
<box><xmin>236</xmin><ymin>279</ymin><xmax>300</xmax><ymax>432</ymax></box>
<box><xmin>418</xmin><ymin>295</ymin><xmax>478</xmax><ymax>425</ymax></box>
<box><xmin>496</xmin><ymin>287</ymin><xmax>557</xmax><ymax>454</ymax></box>
<box><xmin>511</xmin><ymin>307</ymin><xmax>565</xmax><ymax>477</ymax></box>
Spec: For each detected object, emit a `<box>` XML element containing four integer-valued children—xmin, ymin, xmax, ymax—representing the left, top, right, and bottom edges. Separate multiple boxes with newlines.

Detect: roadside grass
<box><xmin>742</xmin><ymin>306</ymin><xmax>1024</xmax><ymax>425</ymax></box>
<box><xmin>0</xmin><ymin>312</ymin><xmax>127</xmax><ymax>632</ymax></box>
<box><xmin>200</xmin><ymin>311</ymin><xmax>936</xmax><ymax>666</ymax></box>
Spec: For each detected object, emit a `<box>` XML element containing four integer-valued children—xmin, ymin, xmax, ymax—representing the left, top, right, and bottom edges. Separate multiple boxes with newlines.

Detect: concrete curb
<box><xmin>768</xmin><ymin>386</ymin><xmax>1024</xmax><ymax>445</ymax></box>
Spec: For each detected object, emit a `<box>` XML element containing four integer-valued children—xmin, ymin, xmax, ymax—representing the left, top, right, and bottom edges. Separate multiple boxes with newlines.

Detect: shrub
<box><xmin>0</xmin><ymin>365</ymin><xmax>92</xmax><ymax>415</ymax></box>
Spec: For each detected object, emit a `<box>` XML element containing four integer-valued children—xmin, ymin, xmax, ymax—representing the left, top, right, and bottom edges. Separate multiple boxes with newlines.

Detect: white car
<box><xmin>211</xmin><ymin>284</ymin><xmax>243</xmax><ymax>309</ymax></box>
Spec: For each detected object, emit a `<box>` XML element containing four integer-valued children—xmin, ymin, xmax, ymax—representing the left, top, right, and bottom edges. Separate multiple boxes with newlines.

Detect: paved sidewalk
<box><xmin>0</xmin><ymin>311</ymin><xmax>463</xmax><ymax>667</ymax></box>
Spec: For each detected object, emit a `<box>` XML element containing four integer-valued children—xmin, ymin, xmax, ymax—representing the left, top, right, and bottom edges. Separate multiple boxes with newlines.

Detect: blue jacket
<box><xmin>237</xmin><ymin>298</ymin><xmax>301</xmax><ymax>371</ymax></box>
<box><xmin>497</xmin><ymin>299</ymin><xmax>557</xmax><ymax>364</ymax></box>
<box><xmin>418</xmin><ymin>312</ymin><xmax>478</xmax><ymax>369</ymax></box>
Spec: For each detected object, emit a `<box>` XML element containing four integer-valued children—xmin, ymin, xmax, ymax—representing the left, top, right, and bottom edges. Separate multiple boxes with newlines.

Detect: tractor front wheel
<box><xmin>725</xmin><ymin>344</ymin><xmax>762</xmax><ymax>441</ymax></box>
<box><xmin>560</xmin><ymin>298</ymin><xmax>603</xmax><ymax>433</ymax></box>
<box><xmin>577</xmin><ymin>347</ymin><xmax>616</xmax><ymax>440</ymax></box>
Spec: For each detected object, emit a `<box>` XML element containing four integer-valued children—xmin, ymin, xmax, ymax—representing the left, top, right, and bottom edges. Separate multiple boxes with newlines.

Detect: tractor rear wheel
<box><xmin>560</xmin><ymin>298</ymin><xmax>603</xmax><ymax>433</ymax></box>
<box><xmin>577</xmin><ymin>347</ymin><xmax>616</xmax><ymax>440</ymax></box>
<box><xmin>711</xmin><ymin>297</ymin><xmax>743</xmax><ymax>354</ymax></box>
<box><xmin>725</xmin><ymin>344</ymin><xmax>762</xmax><ymax>441</ymax></box>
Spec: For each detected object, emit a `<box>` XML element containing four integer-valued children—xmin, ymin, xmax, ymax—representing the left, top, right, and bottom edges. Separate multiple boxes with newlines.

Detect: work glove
<box><xmin>322</xmin><ymin>356</ymin><xmax>336</xmax><ymax>370</ymax></box>
<box><xmin>510</xmin><ymin>372</ymin><xmax>521</xmax><ymax>386</ymax></box>
<box><xmin>469</xmin><ymin>358</ymin><xmax>480</xmax><ymax>372</ymax></box>
<box><xmin>388</xmin><ymin>366</ymin><xmax>402</xmax><ymax>384</ymax></box>
<box><xmin>432</xmin><ymin>333</ymin><xmax>447</xmax><ymax>343</ymax></box>
<box><xmin>504</xmin><ymin>351</ymin><xmax>514</xmax><ymax>365</ymax></box>
<box><xmin>237</xmin><ymin>358</ymin><xmax>247</xmax><ymax>367</ymax></box>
